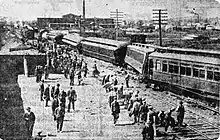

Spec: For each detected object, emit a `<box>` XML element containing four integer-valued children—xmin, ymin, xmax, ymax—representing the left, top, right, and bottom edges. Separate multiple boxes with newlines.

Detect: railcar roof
<box><xmin>128</xmin><ymin>44</ymin><xmax>155</xmax><ymax>53</ymax></box>
<box><xmin>168</xmin><ymin>47</ymin><xmax>220</xmax><ymax>55</ymax></box>
<box><xmin>149</xmin><ymin>52</ymin><xmax>220</xmax><ymax>66</ymax></box>
<box><xmin>82</xmin><ymin>41</ymin><xmax>117</xmax><ymax>50</ymax></box>
<box><xmin>82</xmin><ymin>37</ymin><xmax>129</xmax><ymax>48</ymax></box>
<box><xmin>63</xmin><ymin>34</ymin><xmax>83</xmax><ymax>43</ymax></box>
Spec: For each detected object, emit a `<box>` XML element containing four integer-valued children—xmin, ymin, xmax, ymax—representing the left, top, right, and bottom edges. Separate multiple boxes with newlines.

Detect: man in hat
<box><xmin>176</xmin><ymin>101</ymin><xmax>185</xmax><ymax>127</ymax></box>
<box><xmin>44</xmin><ymin>84</ymin><xmax>50</xmax><ymax>107</ymax></box>
<box><xmin>125</xmin><ymin>72</ymin><xmax>130</xmax><ymax>88</ymax></box>
<box><xmin>52</xmin><ymin>95</ymin><xmax>59</xmax><ymax>121</ymax></box>
<box><xmin>54</xmin><ymin>83</ymin><xmax>60</xmax><ymax>97</ymax></box>
<box><xmin>111</xmin><ymin>96</ymin><xmax>120</xmax><ymax>124</ymax></box>
<box><xmin>146</xmin><ymin>106</ymin><xmax>156</xmax><ymax>137</ymax></box>
<box><xmin>132</xmin><ymin>97</ymin><xmax>141</xmax><ymax>124</ymax></box>
<box><xmin>164</xmin><ymin>107</ymin><xmax>176</xmax><ymax>132</ymax></box>
<box><xmin>67</xmin><ymin>87</ymin><xmax>77</xmax><ymax>112</ymax></box>
<box><xmin>24</xmin><ymin>107</ymin><xmax>35</xmax><ymax>138</ymax></box>
<box><xmin>69</xmin><ymin>67</ymin><xmax>75</xmax><ymax>86</ymax></box>
<box><xmin>142</xmin><ymin>121</ymin><xmax>155</xmax><ymax>140</ymax></box>
<box><xmin>39</xmin><ymin>80</ymin><xmax>44</xmax><ymax>101</ymax></box>
<box><xmin>139</xmin><ymin>99</ymin><xmax>148</xmax><ymax>123</ymax></box>
<box><xmin>54</xmin><ymin>103</ymin><xmax>65</xmax><ymax>132</ymax></box>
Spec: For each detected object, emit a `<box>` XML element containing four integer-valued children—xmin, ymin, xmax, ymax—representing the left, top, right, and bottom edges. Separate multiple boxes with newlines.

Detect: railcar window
<box><xmin>186</xmin><ymin>67</ymin><xmax>191</xmax><ymax>76</ymax></box>
<box><xmin>149</xmin><ymin>59</ymin><xmax>153</xmax><ymax>68</ymax></box>
<box><xmin>199</xmin><ymin>70</ymin><xmax>205</xmax><ymax>79</ymax></box>
<box><xmin>214</xmin><ymin>72</ymin><xmax>220</xmax><ymax>81</ymax></box>
<box><xmin>193</xmin><ymin>68</ymin><xmax>199</xmax><ymax>77</ymax></box>
<box><xmin>174</xmin><ymin>65</ymin><xmax>179</xmax><ymax>74</ymax></box>
<box><xmin>156</xmin><ymin>60</ymin><xmax>161</xmax><ymax>71</ymax></box>
<box><xmin>207</xmin><ymin>71</ymin><xmax>213</xmax><ymax>80</ymax></box>
<box><xmin>180</xmin><ymin>66</ymin><xmax>186</xmax><ymax>75</ymax></box>
<box><xmin>169</xmin><ymin>65</ymin><xmax>174</xmax><ymax>73</ymax></box>
<box><xmin>162</xmin><ymin>61</ymin><xmax>167</xmax><ymax>72</ymax></box>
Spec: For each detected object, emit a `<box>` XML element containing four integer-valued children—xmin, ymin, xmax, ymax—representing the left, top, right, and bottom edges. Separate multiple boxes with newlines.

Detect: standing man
<box><xmin>44</xmin><ymin>65</ymin><xmax>49</xmax><ymax>80</ymax></box>
<box><xmin>139</xmin><ymin>100</ymin><xmax>148</xmax><ymax>123</ymax></box>
<box><xmin>69</xmin><ymin>68</ymin><xmax>75</xmax><ymax>86</ymax></box>
<box><xmin>82</xmin><ymin>62</ymin><xmax>88</xmax><ymax>78</ymax></box>
<box><xmin>59</xmin><ymin>90</ymin><xmax>67</xmax><ymax>108</ymax></box>
<box><xmin>24</xmin><ymin>107</ymin><xmax>35</xmax><ymax>138</ymax></box>
<box><xmin>51</xmin><ymin>95</ymin><xmax>59</xmax><ymax>121</ymax></box>
<box><xmin>125</xmin><ymin>72</ymin><xmax>130</xmax><ymax>88</ymax></box>
<box><xmin>54</xmin><ymin>83</ymin><xmax>60</xmax><ymax>97</ymax></box>
<box><xmin>76</xmin><ymin>70</ymin><xmax>82</xmax><ymax>86</ymax></box>
<box><xmin>39</xmin><ymin>80</ymin><xmax>44</xmax><ymax>101</ymax></box>
<box><xmin>146</xmin><ymin>106</ymin><xmax>156</xmax><ymax>137</ymax></box>
<box><xmin>176</xmin><ymin>101</ymin><xmax>185</xmax><ymax>127</ymax></box>
<box><xmin>67</xmin><ymin>87</ymin><xmax>77</xmax><ymax>112</ymax></box>
<box><xmin>111</xmin><ymin>96</ymin><xmax>120</xmax><ymax>124</ymax></box>
<box><xmin>55</xmin><ymin>103</ymin><xmax>65</xmax><ymax>133</ymax></box>
<box><xmin>44</xmin><ymin>84</ymin><xmax>50</xmax><ymax>107</ymax></box>
<box><xmin>132</xmin><ymin>97</ymin><xmax>141</xmax><ymax>124</ymax></box>
<box><xmin>142</xmin><ymin>121</ymin><xmax>155</xmax><ymax>140</ymax></box>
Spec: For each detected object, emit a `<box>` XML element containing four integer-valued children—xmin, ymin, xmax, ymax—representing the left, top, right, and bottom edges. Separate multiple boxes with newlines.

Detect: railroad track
<box><xmin>130</xmin><ymin>78</ymin><xmax>219</xmax><ymax>140</ymax></box>
<box><xmin>155</xmin><ymin>92</ymin><xmax>219</xmax><ymax>140</ymax></box>
<box><xmin>182</xmin><ymin>110</ymin><xmax>220</xmax><ymax>140</ymax></box>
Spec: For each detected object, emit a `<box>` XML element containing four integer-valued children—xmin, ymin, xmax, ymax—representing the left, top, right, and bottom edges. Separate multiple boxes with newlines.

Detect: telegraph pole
<box><xmin>80</xmin><ymin>0</ymin><xmax>86</xmax><ymax>35</ymax></box>
<box><xmin>110</xmin><ymin>9</ymin><xmax>123</xmax><ymax>40</ymax></box>
<box><xmin>153</xmin><ymin>9</ymin><xmax>168</xmax><ymax>46</ymax></box>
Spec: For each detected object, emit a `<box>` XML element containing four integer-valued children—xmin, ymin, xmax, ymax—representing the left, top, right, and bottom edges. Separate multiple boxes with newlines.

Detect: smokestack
<box><xmin>83</xmin><ymin>0</ymin><xmax>85</xmax><ymax>20</ymax></box>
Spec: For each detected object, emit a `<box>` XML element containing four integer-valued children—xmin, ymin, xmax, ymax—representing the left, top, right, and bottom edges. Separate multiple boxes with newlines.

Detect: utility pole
<box><xmin>80</xmin><ymin>0</ymin><xmax>86</xmax><ymax>35</ymax></box>
<box><xmin>153</xmin><ymin>9</ymin><xmax>168</xmax><ymax>46</ymax></box>
<box><xmin>110</xmin><ymin>9</ymin><xmax>123</xmax><ymax>40</ymax></box>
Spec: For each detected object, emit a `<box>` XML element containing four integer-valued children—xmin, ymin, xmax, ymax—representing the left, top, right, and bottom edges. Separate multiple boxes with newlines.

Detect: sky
<box><xmin>0</xmin><ymin>0</ymin><xmax>132</xmax><ymax>20</ymax></box>
<box><xmin>0</xmin><ymin>0</ymin><xmax>219</xmax><ymax>21</ymax></box>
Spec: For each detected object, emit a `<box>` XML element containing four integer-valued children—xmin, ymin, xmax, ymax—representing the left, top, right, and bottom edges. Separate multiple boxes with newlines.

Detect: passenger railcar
<box><xmin>125</xmin><ymin>43</ymin><xmax>154</xmax><ymax>78</ymax></box>
<box><xmin>62</xmin><ymin>34</ymin><xmax>83</xmax><ymax>52</ymax></box>
<box><xmin>80</xmin><ymin>37</ymin><xmax>129</xmax><ymax>65</ymax></box>
<box><xmin>149</xmin><ymin>52</ymin><xmax>220</xmax><ymax>97</ymax></box>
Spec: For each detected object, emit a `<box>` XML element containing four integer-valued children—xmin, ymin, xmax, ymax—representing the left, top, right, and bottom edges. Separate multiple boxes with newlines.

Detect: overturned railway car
<box><xmin>80</xmin><ymin>37</ymin><xmax>129</xmax><ymax>65</ymax></box>
<box><xmin>62</xmin><ymin>34</ymin><xmax>83</xmax><ymax>52</ymax></box>
<box><xmin>125</xmin><ymin>43</ymin><xmax>154</xmax><ymax>78</ymax></box>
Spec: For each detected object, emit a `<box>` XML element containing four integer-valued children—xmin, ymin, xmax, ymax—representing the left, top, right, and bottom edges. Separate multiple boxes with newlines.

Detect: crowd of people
<box><xmin>26</xmin><ymin>41</ymin><xmax>185</xmax><ymax>140</ymax></box>
<box><xmin>102</xmin><ymin>71</ymin><xmax>185</xmax><ymax>140</ymax></box>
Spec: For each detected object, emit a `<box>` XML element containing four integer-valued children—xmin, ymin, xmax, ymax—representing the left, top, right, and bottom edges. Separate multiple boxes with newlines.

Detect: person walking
<box><xmin>54</xmin><ymin>84</ymin><xmax>60</xmax><ymax>97</ymax></box>
<box><xmin>142</xmin><ymin>121</ymin><xmax>155</xmax><ymax>140</ymax></box>
<box><xmin>146</xmin><ymin>106</ymin><xmax>157</xmax><ymax>137</ymax></box>
<box><xmin>51</xmin><ymin>85</ymin><xmax>55</xmax><ymax>99</ymax></box>
<box><xmin>125</xmin><ymin>72</ymin><xmax>130</xmax><ymax>88</ymax></box>
<box><xmin>44</xmin><ymin>65</ymin><xmax>49</xmax><ymax>80</ymax></box>
<box><xmin>176</xmin><ymin>101</ymin><xmax>185</xmax><ymax>127</ymax></box>
<box><xmin>76</xmin><ymin>70</ymin><xmax>82</xmax><ymax>85</ymax></box>
<box><xmin>54</xmin><ymin>103</ymin><xmax>65</xmax><ymax>132</ymax></box>
<box><xmin>59</xmin><ymin>90</ymin><xmax>67</xmax><ymax>108</ymax></box>
<box><xmin>132</xmin><ymin>97</ymin><xmax>141</xmax><ymax>124</ymax></box>
<box><xmin>24</xmin><ymin>107</ymin><xmax>35</xmax><ymax>138</ymax></box>
<box><xmin>67</xmin><ymin>87</ymin><xmax>77</xmax><ymax>112</ymax></box>
<box><xmin>111</xmin><ymin>96</ymin><xmax>120</xmax><ymax>124</ymax></box>
<box><xmin>51</xmin><ymin>95</ymin><xmax>59</xmax><ymax>121</ymax></box>
<box><xmin>82</xmin><ymin>62</ymin><xmax>88</xmax><ymax>78</ymax></box>
<box><xmin>164</xmin><ymin>107</ymin><xmax>176</xmax><ymax>132</ymax></box>
<box><xmin>44</xmin><ymin>84</ymin><xmax>50</xmax><ymax>107</ymax></box>
<box><xmin>139</xmin><ymin>100</ymin><xmax>148</xmax><ymax>123</ymax></box>
<box><xmin>69</xmin><ymin>68</ymin><xmax>75</xmax><ymax>86</ymax></box>
<box><xmin>39</xmin><ymin>80</ymin><xmax>44</xmax><ymax>101</ymax></box>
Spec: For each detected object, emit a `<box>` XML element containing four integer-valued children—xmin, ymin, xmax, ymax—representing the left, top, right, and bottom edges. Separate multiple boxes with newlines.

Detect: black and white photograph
<box><xmin>0</xmin><ymin>0</ymin><xmax>219</xmax><ymax>139</ymax></box>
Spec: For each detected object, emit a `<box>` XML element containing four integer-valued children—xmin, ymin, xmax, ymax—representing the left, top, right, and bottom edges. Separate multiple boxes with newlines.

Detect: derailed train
<box><xmin>47</xmin><ymin>32</ymin><xmax>220</xmax><ymax>102</ymax></box>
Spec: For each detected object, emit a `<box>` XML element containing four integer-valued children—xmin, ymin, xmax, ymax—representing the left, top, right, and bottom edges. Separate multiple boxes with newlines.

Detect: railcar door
<box><xmin>148</xmin><ymin>58</ymin><xmax>154</xmax><ymax>79</ymax></box>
